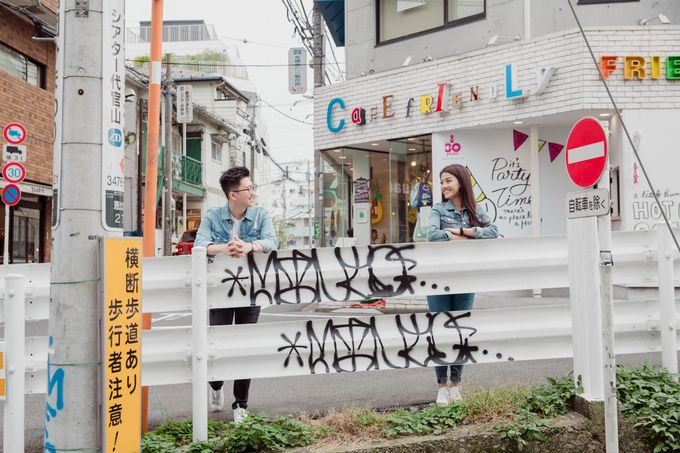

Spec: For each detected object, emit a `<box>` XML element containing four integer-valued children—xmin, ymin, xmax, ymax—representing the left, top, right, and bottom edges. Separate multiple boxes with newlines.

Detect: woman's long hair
<box><xmin>439</xmin><ymin>164</ymin><xmax>487</xmax><ymax>227</ymax></box>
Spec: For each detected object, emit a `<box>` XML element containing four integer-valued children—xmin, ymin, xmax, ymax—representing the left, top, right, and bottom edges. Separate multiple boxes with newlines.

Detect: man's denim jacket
<box><xmin>427</xmin><ymin>200</ymin><xmax>499</xmax><ymax>242</ymax></box>
<box><xmin>195</xmin><ymin>203</ymin><xmax>278</xmax><ymax>253</ymax></box>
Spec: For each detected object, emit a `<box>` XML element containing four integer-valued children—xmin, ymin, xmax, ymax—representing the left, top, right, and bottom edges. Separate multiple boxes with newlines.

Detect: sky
<box><xmin>125</xmin><ymin>0</ymin><xmax>344</xmax><ymax>165</ymax></box>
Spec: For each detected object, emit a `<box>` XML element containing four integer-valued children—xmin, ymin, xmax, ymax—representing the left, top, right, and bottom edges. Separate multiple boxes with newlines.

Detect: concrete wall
<box><xmin>345</xmin><ymin>0</ymin><xmax>680</xmax><ymax>78</ymax></box>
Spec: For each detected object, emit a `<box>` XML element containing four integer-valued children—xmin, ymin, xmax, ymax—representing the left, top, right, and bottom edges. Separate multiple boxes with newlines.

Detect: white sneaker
<box><xmin>448</xmin><ymin>386</ymin><xmax>462</xmax><ymax>402</ymax></box>
<box><xmin>233</xmin><ymin>406</ymin><xmax>248</xmax><ymax>424</ymax></box>
<box><xmin>209</xmin><ymin>388</ymin><xmax>224</xmax><ymax>412</ymax></box>
<box><xmin>436</xmin><ymin>387</ymin><xmax>450</xmax><ymax>406</ymax></box>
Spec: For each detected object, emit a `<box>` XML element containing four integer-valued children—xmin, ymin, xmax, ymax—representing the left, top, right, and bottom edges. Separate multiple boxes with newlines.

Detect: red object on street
<box><xmin>173</xmin><ymin>229</ymin><xmax>197</xmax><ymax>255</ymax></box>
<box><xmin>565</xmin><ymin>117</ymin><xmax>608</xmax><ymax>188</ymax></box>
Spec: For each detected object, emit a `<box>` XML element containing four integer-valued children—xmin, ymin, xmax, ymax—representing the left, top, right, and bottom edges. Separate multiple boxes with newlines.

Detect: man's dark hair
<box><xmin>219</xmin><ymin>166</ymin><xmax>250</xmax><ymax>197</ymax></box>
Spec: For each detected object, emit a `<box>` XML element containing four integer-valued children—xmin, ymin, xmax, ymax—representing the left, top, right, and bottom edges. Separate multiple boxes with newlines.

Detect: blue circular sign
<box><xmin>2</xmin><ymin>183</ymin><xmax>21</xmax><ymax>206</ymax></box>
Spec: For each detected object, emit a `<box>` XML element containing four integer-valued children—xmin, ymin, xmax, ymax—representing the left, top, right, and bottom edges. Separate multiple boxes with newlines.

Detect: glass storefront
<box><xmin>319</xmin><ymin>135</ymin><xmax>432</xmax><ymax>246</ymax></box>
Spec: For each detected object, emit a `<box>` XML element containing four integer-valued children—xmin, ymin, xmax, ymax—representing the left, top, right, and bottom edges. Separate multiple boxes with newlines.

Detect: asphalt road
<box><xmin>3</xmin><ymin>295</ymin><xmax>674</xmax><ymax>452</ymax></box>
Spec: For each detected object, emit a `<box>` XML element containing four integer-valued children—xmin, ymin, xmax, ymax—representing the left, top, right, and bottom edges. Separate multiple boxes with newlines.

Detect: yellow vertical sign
<box><xmin>0</xmin><ymin>345</ymin><xmax>6</xmax><ymax>401</ymax></box>
<box><xmin>103</xmin><ymin>238</ymin><xmax>142</xmax><ymax>453</ymax></box>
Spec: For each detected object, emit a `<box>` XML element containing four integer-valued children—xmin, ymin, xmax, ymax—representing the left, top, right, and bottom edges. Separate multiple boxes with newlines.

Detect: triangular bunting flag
<box><xmin>548</xmin><ymin>142</ymin><xmax>564</xmax><ymax>162</ymax></box>
<box><xmin>513</xmin><ymin>130</ymin><xmax>529</xmax><ymax>151</ymax></box>
<box><xmin>538</xmin><ymin>140</ymin><xmax>547</xmax><ymax>152</ymax></box>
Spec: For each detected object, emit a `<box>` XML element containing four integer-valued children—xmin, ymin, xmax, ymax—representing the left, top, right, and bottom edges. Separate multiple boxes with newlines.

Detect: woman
<box><xmin>427</xmin><ymin>164</ymin><xmax>498</xmax><ymax>406</ymax></box>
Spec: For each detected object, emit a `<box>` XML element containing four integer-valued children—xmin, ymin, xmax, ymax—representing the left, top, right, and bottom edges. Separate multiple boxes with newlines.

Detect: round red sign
<box><xmin>565</xmin><ymin>117</ymin><xmax>608</xmax><ymax>188</ymax></box>
<box><xmin>2</xmin><ymin>162</ymin><xmax>26</xmax><ymax>183</ymax></box>
<box><xmin>3</xmin><ymin>122</ymin><xmax>27</xmax><ymax>145</ymax></box>
<box><xmin>2</xmin><ymin>183</ymin><xmax>21</xmax><ymax>207</ymax></box>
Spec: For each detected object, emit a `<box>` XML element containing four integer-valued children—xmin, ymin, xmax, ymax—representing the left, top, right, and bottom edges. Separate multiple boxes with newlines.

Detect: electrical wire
<box><xmin>259</xmin><ymin>98</ymin><xmax>313</xmax><ymax>126</ymax></box>
<box><xmin>565</xmin><ymin>0</ymin><xmax>680</xmax><ymax>255</ymax></box>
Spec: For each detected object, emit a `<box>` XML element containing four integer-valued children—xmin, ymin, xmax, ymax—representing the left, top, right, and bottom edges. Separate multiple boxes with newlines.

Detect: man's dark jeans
<box><xmin>209</xmin><ymin>306</ymin><xmax>261</xmax><ymax>409</ymax></box>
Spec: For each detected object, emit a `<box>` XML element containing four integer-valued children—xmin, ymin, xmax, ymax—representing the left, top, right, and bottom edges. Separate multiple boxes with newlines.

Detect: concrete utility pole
<box><xmin>312</xmin><ymin>4</ymin><xmax>324</xmax><ymax>247</ymax></box>
<box><xmin>164</xmin><ymin>54</ymin><xmax>173</xmax><ymax>255</ymax></box>
<box><xmin>307</xmin><ymin>160</ymin><xmax>312</xmax><ymax>246</ymax></box>
<box><xmin>249</xmin><ymin>103</ymin><xmax>257</xmax><ymax>181</ymax></box>
<box><xmin>47</xmin><ymin>0</ymin><xmax>120</xmax><ymax>449</ymax></box>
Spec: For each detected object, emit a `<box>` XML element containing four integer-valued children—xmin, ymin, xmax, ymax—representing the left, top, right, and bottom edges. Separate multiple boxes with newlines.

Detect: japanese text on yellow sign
<box><xmin>103</xmin><ymin>238</ymin><xmax>142</xmax><ymax>453</ymax></box>
<box><xmin>0</xmin><ymin>346</ymin><xmax>6</xmax><ymax>401</ymax></box>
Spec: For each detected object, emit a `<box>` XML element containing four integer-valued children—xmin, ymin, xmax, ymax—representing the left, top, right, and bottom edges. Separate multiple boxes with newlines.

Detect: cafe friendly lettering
<box><xmin>326</xmin><ymin>63</ymin><xmax>556</xmax><ymax>133</ymax></box>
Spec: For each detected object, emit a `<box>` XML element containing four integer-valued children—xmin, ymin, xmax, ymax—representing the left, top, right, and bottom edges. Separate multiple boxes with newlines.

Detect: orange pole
<box><xmin>141</xmin><ymin>0</ymin><xmax>164</xmax><ymax>434</ymax></box>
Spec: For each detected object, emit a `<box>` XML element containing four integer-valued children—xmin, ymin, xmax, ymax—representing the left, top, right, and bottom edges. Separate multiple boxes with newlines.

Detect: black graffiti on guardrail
<box><xmin>277</xmin><ymin>311</ymin><xmax>479</xmax><ymax>373</ymax></box>
<box><xmin>221</xmin><ymin>244</ymin><xmax>419</xmax><ymax>305</ymax></box>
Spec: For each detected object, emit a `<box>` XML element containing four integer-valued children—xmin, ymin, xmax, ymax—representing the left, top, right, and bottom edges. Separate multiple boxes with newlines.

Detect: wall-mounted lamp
<box><xmin>486</xmin><ymin>34</ymin><xmax>521</xmax><ymax>47</ymax></box>
<box><xmin>640</xmin><ymin>14</ymin><xmax>670</xmax><ymax>25</ymax></box>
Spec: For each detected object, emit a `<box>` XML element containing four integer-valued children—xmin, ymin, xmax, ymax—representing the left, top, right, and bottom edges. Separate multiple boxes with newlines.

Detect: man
<box><xmin>195</xmin><ymin>166</ymin><xmax>277</xmax><ymax>423</ymax></box>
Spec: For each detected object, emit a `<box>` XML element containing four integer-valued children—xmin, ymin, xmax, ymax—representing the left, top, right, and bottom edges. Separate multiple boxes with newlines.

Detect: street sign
<box><xmin>102</xmin><ymin>238</ymin><xmax>142</xmax><ymax>453</ymax></box>
<box><xmin>2</xmin><ymin>184</ymin><xmax>21</xmax><ymax>206</ymax></box>
<box><xmin>177</xmin><ymin>85</ymin><xmax>193</xmax><ymax>123</ymax></box>
<box><xmin>566</xmin><ymin>188</ymin><xmax>610</xmax><ymax>219</ymax></box>
<box><xmin>565</xmin><ymin>117</ymin><xmax>608</xmax><ymax>188</ymax></box>
<box><xmin>313</xmin><ymin>220</ymin><xmax>320</xmax><ymax>240</ymax></box>
<box><xmin>288</xmin><ymin>47</ymin><xmax>307</xmax><ymax>94</ymax></box>
<box><xmin>2</xmin><ymin>122</ymin><xmax>27</xmax><ymax>145</ymax></box>
<box><xmin>2</xmin><ymin>144</ymin><xmax>27</xmax><ymax>162</ymax></box>
<box><xmin>101</xmin><ymin>0</ymin><xmax>125</xmax><ymax>231</ymax></box>
<box><xmin>2</xmin><ymin>162</ymin><xmax>26</xmax><ymax>183</ymax></box>
<box><xmin>0</xmin><ymin>343</ymin><xmax>5</xmax><ymax>401</ymax></box>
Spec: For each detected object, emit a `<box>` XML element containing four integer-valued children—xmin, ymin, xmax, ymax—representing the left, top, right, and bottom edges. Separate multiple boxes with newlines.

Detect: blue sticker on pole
<box><xmin>2</xmin><ymin>183</ymin><xmax>21</xmax><ymax>207</ymax></box>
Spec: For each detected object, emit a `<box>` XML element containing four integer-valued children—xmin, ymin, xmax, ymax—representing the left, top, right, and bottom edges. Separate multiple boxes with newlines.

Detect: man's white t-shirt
<box><xmin>231</xmin><ymin>218</ymin><xmax>242</xmax><ymax>240</ymax></box>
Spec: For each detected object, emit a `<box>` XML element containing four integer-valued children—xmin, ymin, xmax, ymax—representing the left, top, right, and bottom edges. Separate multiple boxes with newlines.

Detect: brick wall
<box><xmin>40</xmin><ymin>0</ymin><xmax>58</xmax><ymax>14</ymax></box>
<box><xmin>0</xmin><ymin>5</ymin><xmax>56</xmax><ymax>186</ymax></box>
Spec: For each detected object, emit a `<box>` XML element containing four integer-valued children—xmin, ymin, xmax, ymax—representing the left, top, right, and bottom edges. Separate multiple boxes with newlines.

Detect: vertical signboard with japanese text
<box><xmin>177</xmin><ymin>85</ymin><xmax>194</xmax><ymax>124</ymax></box>
<box><xmin>288</xmin><ymin>47</ymin><xmax>307</xmax><ymax>94</ymax></box>
<box><xmin>102</xmin><ymin>0</ymin><xmax>125</xmax><ymax>230</ymax></box>
<box><xmin>102</xmin><ymin>238</ymin><xmax>142</xmax><ymax>453</ymax></box>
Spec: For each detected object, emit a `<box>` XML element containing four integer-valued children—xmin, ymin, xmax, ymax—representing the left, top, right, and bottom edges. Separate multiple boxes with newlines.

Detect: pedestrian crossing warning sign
<box><xmin>102</xmin><ymin>237</ymin><xmax>142</xmax><ymax>453</ymax></box>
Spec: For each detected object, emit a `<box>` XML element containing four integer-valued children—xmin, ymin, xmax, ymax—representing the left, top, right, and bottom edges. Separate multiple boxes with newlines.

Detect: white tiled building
<box><xmin>313</xmin><ymin>0</ymin><xmax>680</xmax><ymax>248</ymax></box>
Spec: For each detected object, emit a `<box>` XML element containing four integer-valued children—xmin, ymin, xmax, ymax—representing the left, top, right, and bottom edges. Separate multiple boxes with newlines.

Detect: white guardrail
<box><xmin>1</xmin><ymin>228</ymin><xmax>679</xmax><ymax>444</ymax></box>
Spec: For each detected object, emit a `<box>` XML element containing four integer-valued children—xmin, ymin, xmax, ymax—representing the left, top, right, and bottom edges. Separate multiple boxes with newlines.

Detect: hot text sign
<box><xmin>565</xmin><ymin>117</ymin><xmax>608</xmax><ymax>188</ymax></box>
<box><xmin>102</xmin><ymin>238</ymin><xmax>142</xmax><ymax>453</ymax></box>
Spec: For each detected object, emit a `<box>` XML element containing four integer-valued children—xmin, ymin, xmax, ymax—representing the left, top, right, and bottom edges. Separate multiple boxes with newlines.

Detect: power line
<box><xmin>259</xmin><ymin>98</ymin><xmax>313</xmax><ymax>126</ymax></box>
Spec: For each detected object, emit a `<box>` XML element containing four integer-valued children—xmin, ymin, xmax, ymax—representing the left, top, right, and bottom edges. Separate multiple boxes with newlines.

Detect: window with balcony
<box><xmin>0</xmin><ymin>42</ymin><xmax>44</xmax><ymax>88</ymax></box>
<box><xmin>377</xmin><ymin>0</ymin><xmax>485</xmax><ymax>44</ymax></box>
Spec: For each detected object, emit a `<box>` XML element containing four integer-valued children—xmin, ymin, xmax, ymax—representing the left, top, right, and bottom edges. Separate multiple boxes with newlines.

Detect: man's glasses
<box><xmin>232</xmin><ymin>185</ymin><xmax>256</xmax><ymax>194</ymax></box>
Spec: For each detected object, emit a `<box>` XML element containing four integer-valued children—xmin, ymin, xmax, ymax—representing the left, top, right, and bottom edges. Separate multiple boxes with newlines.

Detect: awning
<box><xmin>315</xmin><ymin>0</ymin><xmax>344</xmax><ymax>47</ymax></box>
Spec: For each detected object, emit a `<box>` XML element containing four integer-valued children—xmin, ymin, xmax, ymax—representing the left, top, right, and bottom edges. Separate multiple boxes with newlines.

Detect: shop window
<box><xmin>0</xmin><ymin>42</ymin><xmax>44</xmax><ymax>88</ymax></box>
<box><xmin>377</xmin><ymin>0</ymin><xmax>485</xmax><ymax>44</ymax></box>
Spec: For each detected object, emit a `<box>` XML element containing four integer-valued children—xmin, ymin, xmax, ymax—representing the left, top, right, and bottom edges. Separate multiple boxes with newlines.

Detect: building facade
<box><xmin>0</xmin><ymin>1</ymin><xmax>57</xmax><ymax>263</ymax></box>
<box><xmin>314</xmin><ymin>0</ymin><xmax>680</xmax><ymax>248</ymax></box>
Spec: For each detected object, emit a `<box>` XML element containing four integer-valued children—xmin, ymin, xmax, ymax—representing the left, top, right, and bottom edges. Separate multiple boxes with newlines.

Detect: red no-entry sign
<box><xmin>565</xmin><ymin>117</ymin><xmax>608</xmax><ymax>188</ymax></box>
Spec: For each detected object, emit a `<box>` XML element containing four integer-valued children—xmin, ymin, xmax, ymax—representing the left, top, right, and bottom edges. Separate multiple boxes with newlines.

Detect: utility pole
<box><xmin>164</xmin><ymin>54</ymin><xmax>173</xmax><ymax>256</ymax></box>
<box><xmin>312</xmin><ymin>3</ymin><xmax>324</xmax><ymax>247</ymax></box>
<box><xmin>249</xmin><ymin>103</ymin><xmax>257</xmax><ymax>182</ymax></box>
<box><xmin>47</xmin><ymin>0</ymin><xmax>123</xmax><ymax>449</ymax></box>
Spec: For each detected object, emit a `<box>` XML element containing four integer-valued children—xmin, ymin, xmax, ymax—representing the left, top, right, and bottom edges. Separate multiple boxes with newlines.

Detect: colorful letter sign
<box><xmin>102</xmin><ymin>238</ymin><xmax>142</xmax><ymax>453</ymax></box>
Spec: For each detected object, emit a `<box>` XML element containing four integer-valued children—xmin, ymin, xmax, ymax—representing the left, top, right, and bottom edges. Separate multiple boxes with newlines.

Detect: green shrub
<box><xmin>616</xmin><ymin>364</ymin><xmax>680</xmax><ymax>453</ymax></box>
<box><xmin>381</xmin><ymin>403</ymin><xmax>465</xmax><ymax>437</ymax></box>
<box><xmin>141</xmin><ymin>432</ymin><xmax>176</xmax><ymax>453</ymax></box>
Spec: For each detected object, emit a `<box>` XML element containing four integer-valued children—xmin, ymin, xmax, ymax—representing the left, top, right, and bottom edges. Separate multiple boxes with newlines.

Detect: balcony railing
<box><xmin>159</xmin><ymin>151</ymin><xmax>203</xmax><ymax>188</ymax></box>
<box><xmin>126</xmin><ymin>24</ymin><xmax>218</xmax><ymax>44</ymax></box>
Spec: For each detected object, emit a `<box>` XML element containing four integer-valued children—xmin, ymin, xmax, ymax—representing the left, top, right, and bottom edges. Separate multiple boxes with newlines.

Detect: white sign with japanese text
<box><xmin>288</xmin><ymin>47</ymin><xmax>307</xmax><ymax>94</ymax></box>
<box><xmin>177</xmin><ymin>85</ymin><xmax>193</xmax><ymax>124</ymax></box>
<box><xmin>102</xmin><ymin>0</ymin><xmax>125</xmax><ymax>231</ymax></box>
<box><xmin>566</xmin><ymin>188</ymin><xmax>610</xmax><ymax>219</ymax></box>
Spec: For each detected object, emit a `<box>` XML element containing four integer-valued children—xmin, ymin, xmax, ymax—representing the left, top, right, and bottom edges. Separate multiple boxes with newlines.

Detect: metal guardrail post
<box><xmin>657</xmin><ymin>225</ymin><xmax>679</xmax><ymax>379</ymax></box>
<box><xmin>3</xmin><ymin>274</ymin><xmax>25</xmax><ymax>453</ymax></box>
<box><xmin>191</xmin><ymin>247</ymin><xmax>208</xmax><ymax>441</ymax></box>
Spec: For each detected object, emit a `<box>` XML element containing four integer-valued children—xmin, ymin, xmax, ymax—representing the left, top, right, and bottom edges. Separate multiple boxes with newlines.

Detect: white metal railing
<box><xmin>2</xmin><ymin>228</ymin><xmax>679</xmax><ymax>445</ymax></box>
<box><xmin>126</xmin><ymin>24</ymin><xmax>218</xmax><ymax>44</ymax></box>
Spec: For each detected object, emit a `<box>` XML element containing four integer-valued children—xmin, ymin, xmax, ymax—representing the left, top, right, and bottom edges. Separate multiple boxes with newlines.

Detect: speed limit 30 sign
<box><xmin>2</xmin><ymin>162</ymin><xmax>26</xmax><ymax>184</ymax></box>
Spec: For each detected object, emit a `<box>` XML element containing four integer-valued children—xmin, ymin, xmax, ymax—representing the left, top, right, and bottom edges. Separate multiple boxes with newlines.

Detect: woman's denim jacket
<box><xmin>195</xmin><ymin>204</ymin><xmax>278</xmax><ymax>252</ymax></box>
<box><xmin>427</xmin><ymin>200</ymin><xmax>499</xmax><ymax>242</ymax></box>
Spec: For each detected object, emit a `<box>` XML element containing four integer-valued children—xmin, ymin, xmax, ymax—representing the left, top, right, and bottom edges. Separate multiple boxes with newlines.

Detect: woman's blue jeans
<box><xmin>427</xmin><ymin>293</ymin><xmax>475</xmax><ymax>384</ymax></box>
